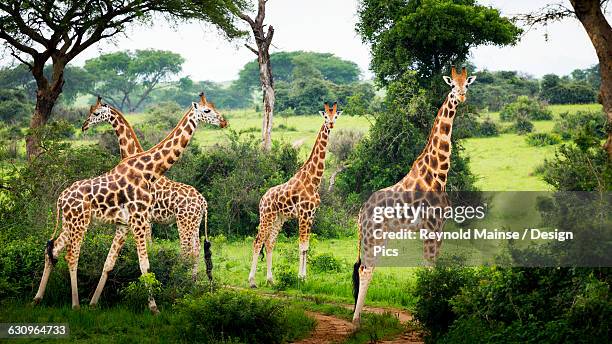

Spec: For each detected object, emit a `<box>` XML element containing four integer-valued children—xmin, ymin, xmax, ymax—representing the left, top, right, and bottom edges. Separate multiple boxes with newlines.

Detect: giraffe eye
<box><xmin>204</xmin><ymin>109</ymin><xmax>211</xmax><ymax>113</ymax></box>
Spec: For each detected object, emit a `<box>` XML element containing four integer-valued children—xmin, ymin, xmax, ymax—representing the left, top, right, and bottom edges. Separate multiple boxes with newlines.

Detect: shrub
<box><xmin>542</xmin><ymin>143</ymin><xmax>611</xmax><ymax>191</ymax></box>
<box><xmin>120</xmin><ymin>272</ymin><xmax>162</xmax><ymax>312</ymax></box>
<box><xmin>310</xmin><ymin>253</ymin><xmax>343</xmax><ymax>272</ymax></box>
<box><xmin>477</xmin><ymin>117</ymin><xmax>499</xmax><ymax>137</ymax></box>
<box><xmin>0</xmin><ymin>89</ymin><xmax>32</xmax><ymax>124</ymax></box>
<box><xmin>328</xmin><ymin>129</ymin><xmax>364</xmax><ymax>163</ymax></box>
<box><xmin>174</xmin><ymin>290</ymin><xmax>315</xmax><ymax>343</ymax></box>
<box><xmin>525</xmin><ymin>133</ymin><xmax>562</xmax><ymax>147</ymax></box>
<box><xmin>514</xmin><ymin>115</ymin><xmax>534</xmax><ymax>135</ymax></box>
<box><xmin>553</xmin><ymin>110</ymin><xmax>606</xmax><ymax>140</ymax></box>
<box><xmin>273</xmin><ymin>264</ymin><xmax>300</xmax><ymax>291</ymax></box>
<box><xmin>51</xmin><ymin>106</ymin><xmax>89</xmax><ymax>125</ymax></box>
<box><xmin>413</xmin><ymin>257</ymin><xmax>478</xmax><ymax>341</ymax></box>
<box><xmin>143</xmin><ymin>101</ymin><xmax>183</xmax><ymax>130</ymax></box>
<box><xmin>500</xmin><ymin>96</ymin><xmax>552</xmax><ymax>121</ymax></box>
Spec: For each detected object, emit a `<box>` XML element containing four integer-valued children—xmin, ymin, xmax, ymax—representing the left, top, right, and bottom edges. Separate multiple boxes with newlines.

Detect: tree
<box><xmin>519</xmin><ymin>0</ymin><xmax>612</xmax><ymax>159</ymax></box>
<box><xmin>0</xmin><ymin>0</ymin><xmax>246</xmax><ymax>158</ymax></box>
<box><xmin>356</xmin><ymin>0</ymin><xmax>522</xmax><ymax>89</ymax></box>
<box><xmin>239</xmin><ymin>0</ymin><xmax>275</xmax><ymax>151</ymax></box>
<box><xmin>85</xmin><ymin>50</ymin><xmax>184</xmax><ymax>112</ymax></box>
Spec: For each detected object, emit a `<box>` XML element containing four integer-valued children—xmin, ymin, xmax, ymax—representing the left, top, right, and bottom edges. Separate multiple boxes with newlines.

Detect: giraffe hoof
<box><xmin>266</xmin><ymin>279</ymin><xmax>275</xmax><ymax>286</ymax></box>
<box><xmin>72</xmin><ymin>304</ymin><xmax>81</xmax><ymax>311</ymax></box>
<box><xmin>150</xmin><ymin>306</ymin><xmax>160</xmax><ymax>315</ymax></box>
<box><xmin>31</xmin><ymin>297</ymin><xmax>41</xmax><ymax>306</ymax></box>
<box><xmin>249</xmin><ymin>282</ymin><xmax>257</xmax><ymax>289</ymax></box>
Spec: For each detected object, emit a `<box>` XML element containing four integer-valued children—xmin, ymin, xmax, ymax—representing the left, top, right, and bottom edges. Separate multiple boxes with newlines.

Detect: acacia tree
<box><xmin>85</xmin><ymin>50</ymin><xmax>184</xmax><ymax>112</ymax></box>
<box><xmin>0</xmin><ymin>0</ymin><xmax>246</xmax><ymax>158</ymax></box>
<box><xmin>519</xmin><ymin>0</ymin><xmax>612</xmax><ymax>159</ymax></box>
<box><xmin>239</xmin><ymin>0</ymin><xmax>275</xmax><ymax>151</ymax></box>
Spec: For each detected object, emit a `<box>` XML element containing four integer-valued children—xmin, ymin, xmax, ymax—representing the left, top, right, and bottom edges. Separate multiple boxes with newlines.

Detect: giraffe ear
<box><xmin>443</xmin><ymin>76</ymin><xmax>453</xmax><ymax>86</ymax></box>
<box><xmin>466</xmin><ymin>76</ymin><xmax>476</xmax><ymax>85</ymax></box>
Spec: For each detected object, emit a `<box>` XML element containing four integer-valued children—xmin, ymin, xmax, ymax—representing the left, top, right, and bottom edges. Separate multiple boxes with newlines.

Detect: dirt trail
<box><xmin>230</xmin><ymin>286</ymin><xmax>423</xmax><ymax>343</ymax></box>
<box><xmin>293</xmin><ymin>311</ymin><xmax>353</xmax><ymax>344</ymax></box>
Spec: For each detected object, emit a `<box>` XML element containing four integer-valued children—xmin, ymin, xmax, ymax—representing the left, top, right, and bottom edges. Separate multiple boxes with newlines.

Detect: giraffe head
<box><xmin>442</xmin><ymin>66</ymin><xmax>476</xmax><ymax>103</ymax></box>
<box><xmin>318</xmin><ymin>102</ymin><xmax>342</xmax><ymax>129</ymax></box>
<box><xmin>191</xmin><ymin>92</ymin><xmax>228</xmax><ymax>128</ymax></box>
<box><xmin>83</xmin><ymin>96</ymin><xmax>113</xmax><ymax>131</ymax></box>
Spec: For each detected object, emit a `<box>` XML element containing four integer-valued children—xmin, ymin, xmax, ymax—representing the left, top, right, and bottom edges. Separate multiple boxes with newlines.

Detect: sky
<box><xmin>62</xmin><ymin>1</ymin><xmax>610</xmax><ymax>82</ymax></box>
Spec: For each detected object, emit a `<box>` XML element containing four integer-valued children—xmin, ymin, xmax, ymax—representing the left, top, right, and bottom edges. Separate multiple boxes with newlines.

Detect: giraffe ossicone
<box><xmin>248</xmin><ymin>101</ymin><xmax>342</xmax><ymax>288</ymax></box>
<box><xmin>351</xmin><ymin>66</ymin><xmax>476</xmax><ymax>325</ymax></box>
<box><xmin>33</xmin><ymin>93</ymin><xmax>227</xmax><ymax>313</ymax></box>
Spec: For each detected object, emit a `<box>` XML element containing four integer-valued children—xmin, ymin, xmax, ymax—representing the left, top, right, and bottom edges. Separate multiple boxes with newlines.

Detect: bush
<box><xmin>329</xmin><ymin>129</ymin><xmax>364</xmax><ymax>163</ymax></box>
<box><xmin>168</xmin><ymin>132</ymin><xmax>300</xmax><ymax>237</ymax></box>
<box><xmin>51</xmin><ymin>106</ymin><xmax>89</xmax><ymax>125</ymax></box>
<box><xmin>310</xmin><ymin>253</ymin><xmax>343</xmax><ymax>272</ymax></box>
<box><xmin>413</xmin><ymin>257</ymin><xmax>478</xmax><ymax>342</ymax></box>
<box><xmin>525</xmin><ymin>133</ymin><xmax>562</xmax><ymax>147</ymax></box>
<box><xmin>0</xmin><ymin>89</ymin><xmax>32</xmax><ymax>124</ymax></box>
<box><xmin>174</xmin><ymin>290</ymin><xmax>315</xmax><ymax>343</ymax></box>
<box><xmin>553</xmin><ymin>110</ymin><xmax>606</xmax><ymax>140</ymax></box>
<box><xmin>273</xmin><ymin>265</ymin><xmax>300</xmax><ymax>291</ymax></box>
<box><xmin>514</xmin><ymin>115</ymin><xmax>534</xmax><ymax>135</ymax></box>
<box><xmin>500</xmin><ymin>96</ymin><xmax>552</xmax><ymax>122</ymax></box>
<box><xmin>542</xmin><ymin>143</ymin><xmax>612</xmax><ymax>191</ymax></box>
<box><xmin>477</xmin><ymin>117</ymin><xmax>499</xmax><ymax>137</ymax></box>
<box><xmin>143</xmin><ymin>101</ymin><xmax>183</xmax><ymax>130</ymax></box>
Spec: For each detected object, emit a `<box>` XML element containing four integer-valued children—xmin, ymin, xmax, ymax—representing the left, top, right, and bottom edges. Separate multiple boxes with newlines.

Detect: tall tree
<box><xmin>0</xmin><ymin>0</ymin><xmax>246</xmax><ymax>158</ymax></box>
<box><xmin>519</xmin><ymin>0</ymin><xmax>612</xmax><ymax>159</ymax></box>
<box><xmin>356</xmin><ymin>0</ymin><xmax>522</xmax><ymax>90</ymax></box>
<box><xmin>85</xmin><ymin>50</ymin><xmax>184</xmax><ymax>112</ymax></box>
<box><xmin>239</xmin><ymin>0</ymin><xmax>275</xmax><ymax>151</ymax></box>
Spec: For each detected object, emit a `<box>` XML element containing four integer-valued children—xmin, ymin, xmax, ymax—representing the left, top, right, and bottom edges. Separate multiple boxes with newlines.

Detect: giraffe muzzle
<box><xmin>219</xmin><ymin>118</ymin><xmax>228</xmax><ymax>128</ymax></box>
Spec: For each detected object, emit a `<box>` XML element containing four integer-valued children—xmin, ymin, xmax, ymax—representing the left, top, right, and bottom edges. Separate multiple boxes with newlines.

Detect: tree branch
<box><xmin>245</xmin><ymin>43</ymin><xmax>259</xmax><ymax>55</ymax></box>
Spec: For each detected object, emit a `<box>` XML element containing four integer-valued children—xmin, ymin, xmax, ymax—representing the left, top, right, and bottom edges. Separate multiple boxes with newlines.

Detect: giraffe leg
<box><xmin>176</xmin><ymin>215</ymin><xmax>200</xmax><ymax>281</ymax></box>
<box><xmin>66</xmin><ymin>219</ymin><xmax>89</xmax><ymax>310</ymax></box>
<box><xmin>265</xmin><ymin>216</ymin><xmax>283</xmax><ymax>284</ymax></box>
<box><xmin>90</xmin><ymin>225</ymin><xmax>129</xmax><ymax>306</ymax></box>
<box><xmin>130</xmin><ymin>217</ymin><xmax>158</xmax><ymax>314</ymax></box>
<box><xmin>33</xmin><ymin>230</ymin><xmax>69</xmax><ymax>304</ymax></box>
<box><xmin>297</xmin><ymin>215</ymin><xmax>313</xmax><ymax>279</ymax></box>
<box><xmin>352</xmin><ymin>265</ymin><xmax>374</xmax><ymax>326</ymax></box>
<box><xmin>249</xmin><ymin>214</ymin><xmax>274</xmax><ymax>288</ymax></box>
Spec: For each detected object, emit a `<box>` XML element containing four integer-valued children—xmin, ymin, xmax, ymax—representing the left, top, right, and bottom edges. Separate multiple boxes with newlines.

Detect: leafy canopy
<box><xmin>356</xmin><ymin>0</ymin><xmax>522</xmax><ymax>85</ymax></box>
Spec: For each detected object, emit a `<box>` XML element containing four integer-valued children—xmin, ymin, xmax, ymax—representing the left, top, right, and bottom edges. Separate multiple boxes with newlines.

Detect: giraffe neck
<box><xmin>403</xmin><ymin>92</ymin><xmax>458</xmax><ymax>190</ymax></box>
<box><xmin>299</xmin><ymin>123</ymin><xmax>331</xmax><ymax>187</ymax></box>
<box><xmin>122</xmin><ymin>108</ymin><xmax>197</xmax><ymax>182</ymax></box>
<box><xmin>108</xmin><ymin>108</ymin><xmax>144</xmax><ymax>159</ymax></box>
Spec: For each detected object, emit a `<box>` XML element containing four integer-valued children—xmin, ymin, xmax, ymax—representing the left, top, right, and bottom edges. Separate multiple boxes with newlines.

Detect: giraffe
<box><xmin>81</xmin><ymin>97</ymin><xmax>211</xmax><ymax>303</ymax></box>
<box><xmin>351</xmin><ymin>66</ymin><xmax>476</xmax><ymax>325</ymax></box>
<box><xmin>248</xmin><ymin>102</ymin><xmax>342</xmax><ymax>288</ymax></box>
<box><xmin>32</xmin><ymin>93</ymin><xmax>227</xmax><ymax>312</ymax></box>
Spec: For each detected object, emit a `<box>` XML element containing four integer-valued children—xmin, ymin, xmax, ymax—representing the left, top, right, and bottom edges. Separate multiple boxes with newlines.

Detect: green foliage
<box><xmin>525</xmin><ymin>133</ymin><xmax>562</xmax><ymax>147</ymax></box>
<box><xmin>413</xmin><ymin>257</ymin><xmax>478</xmax><ymax>341</ymax></box>
<box><xmin>477</xmin><ymin>117</ymin><xmax>499</xmax><ymax>137</ymax></box>
<box><xmin>357</xmin><ymin>0</ymin><xmax>521</xmax><ymax>87</ymax></box>
<box><xmin>540</xmin><ymin>73</ymin><xmax>597</xmax><ymax>104</ymax></box>
<box><xmin>0</xmin><ymin>88</ymin><xmax>32</xmax><ymax>124</ymax></box>
<box><xmin>143</xmin><ymin>101</ymin><xmax>183</xmax><ymax>130</ymax></box>
<box><xmin>500</xmin><ymin>96</ymin><xmax>552</xmax><ymax>121</ymax></box>
<box><xmin>120</xmin><ymin>272</ymin><xmax>162</xmax><ymax>312</ymax></box>
<box><xmin>153</xmin><ymin>77</ymin><xmax>252</xmax><ymax>109</ymax></box>
<box><xmin>469</xmin><ymin>70</ymin><xmax>539</xmax><ymax>111</ymax></box>
<box><xmin>553</xmin><ymin>110</ymin><xmax>607</xmax><ymax>140</ymax></box>
<box><xmin>513</xmin><ymin>115</ymin><xmax>534</xmax><ymax>135</ymax></box>
<box><xmin>85</xmin><ymin>50</ymin><xmax>184</xmax><ymax>112</ymax></box>
<box><xmin>174</xmin><ymin>290</ymin><xmax>315</xmax><ymax>343</ymax></box>
<box><xmin>542</xmin><ymin>143</ymin><xmax>612</xmax><ymax>191</ymax></box>
<box><xmin>310</xmin><ymin>253</ymin><xmax>343</xmax><ymax>273</ymax></box>
<box><xmin>329</xmin><ymin>129</ymin><xmax>364</xmax><ymax>163</ymax></box>
<box><xmin>236</xmin><ymin>51</ymin><xmax>361</xmax><ymax>91</ymax></box>
<box><xmin>168</xmin><ymin>132</ymin><xmax>300</xmax><ymax>237</ymax></box>
<box><xmin>273</xmin><ymin>264</ymin><xmax>300</xmax><ymax>291</ymax></box>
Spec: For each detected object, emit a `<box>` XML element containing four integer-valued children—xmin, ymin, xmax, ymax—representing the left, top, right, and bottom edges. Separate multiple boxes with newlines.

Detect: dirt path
<box><xmin>292</xmin><ymin>311</ymin><xmax>353</xmax><ymax>344</ymax></box>
<box><xmin>229</xmin><ymin>286</ymin><xmax>423</xmax><ymax>343</ymax></box>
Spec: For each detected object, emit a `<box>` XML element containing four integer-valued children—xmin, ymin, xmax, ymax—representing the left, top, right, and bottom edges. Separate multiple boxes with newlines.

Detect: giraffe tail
<box><xmin>47</xmin><ymin>198</ymin><xmax>61</xmax><ymax>266</ymax></box>
<box><xmin>353</xmin><ymin>212</ymin><xmax>364</xmax><ymax>309</ymax></box>
<box><xmin>203</xmin><ymin>204</ymin><xmax>213</xmax><ymax>282</ymax></box>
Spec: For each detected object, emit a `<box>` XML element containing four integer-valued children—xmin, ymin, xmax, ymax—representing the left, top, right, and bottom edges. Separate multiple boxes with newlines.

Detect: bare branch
<box><xmin>245</xmin><ymin>44</ymin><xmax>259</xmax><ymax>55</ymax></box>
<box><xmin>514</xmin><ymin>2</ymin><xmax>575</xmax><ymax>28</ymax></box>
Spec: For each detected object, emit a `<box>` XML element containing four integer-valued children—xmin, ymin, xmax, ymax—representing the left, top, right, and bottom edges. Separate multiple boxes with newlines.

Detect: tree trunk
<box><xmin>260</xmin><ymin>50</ymin><xmax>275</xmax><ymax>151</ymax></box>
<box><xmin>26</xmin><ymin>60</ymin><xmax>65</xmax><ymax>159</ymax></box>
<box><xmin>570</xmin><ymin>0</ymin><xmax>612</xmax><ymax>159</ymax></box>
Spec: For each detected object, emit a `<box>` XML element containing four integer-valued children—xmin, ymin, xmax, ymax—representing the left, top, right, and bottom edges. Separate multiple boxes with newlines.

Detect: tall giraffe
<box><xmin>248</xmin><ymin>102</ymin><xmax>342</xmax><ymax>288</ymax></box>
<box><xmin>351</xmin><ymin>67</ymin><xmax>476</xmax><ymax>324</ymax></box>
<box><xmin>33</xmin><ymin>93</ymin><xmax>227</xmax><ymax>312</ymax></box>
<box><xmin>81</xmin><ymin>97</ymin><xmax>211</xmax><ymax>304</ymax></box>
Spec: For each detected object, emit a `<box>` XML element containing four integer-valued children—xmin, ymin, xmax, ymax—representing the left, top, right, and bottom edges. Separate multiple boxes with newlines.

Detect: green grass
<box><xmin>212</xmin><ymin>236</ymin><xmax>418</xmax><ymax>310</ymax></box>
